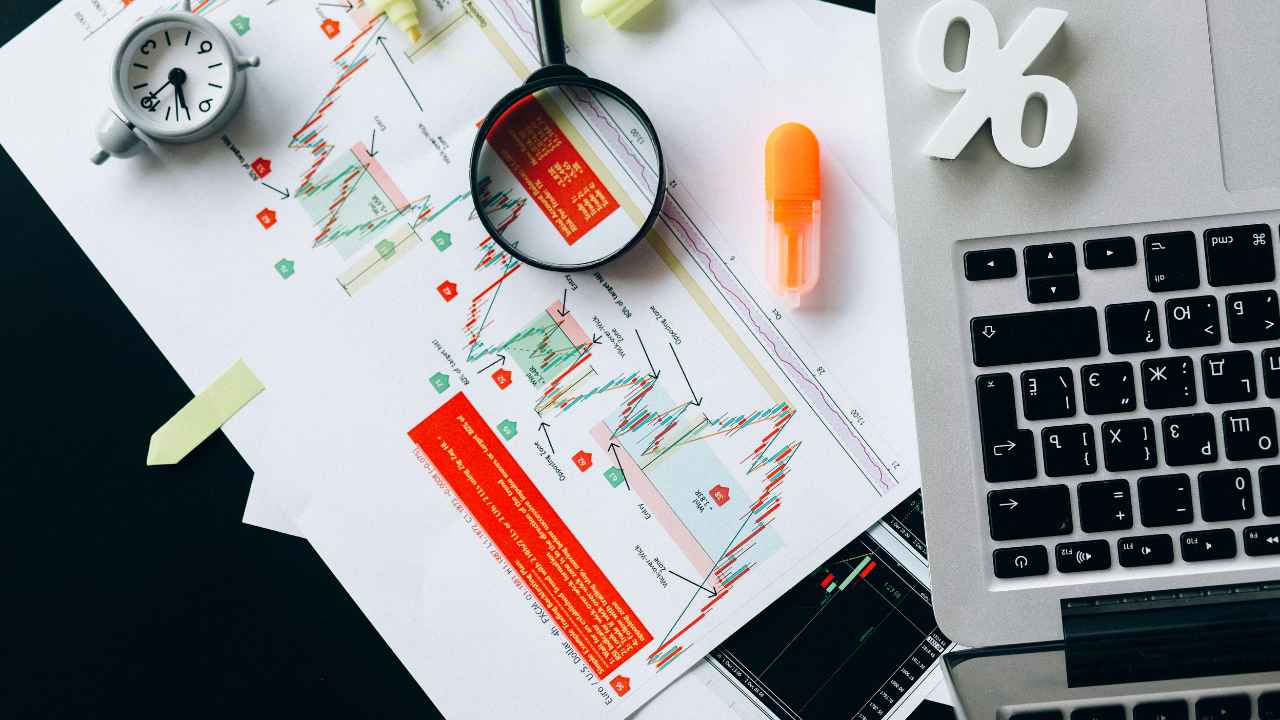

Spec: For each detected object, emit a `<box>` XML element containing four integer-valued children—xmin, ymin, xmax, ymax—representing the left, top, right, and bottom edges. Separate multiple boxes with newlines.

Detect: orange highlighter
<box><xmin>765</xmin><ymin>123</ymin><xmax>822</xmax><ymax>306</ymax></box>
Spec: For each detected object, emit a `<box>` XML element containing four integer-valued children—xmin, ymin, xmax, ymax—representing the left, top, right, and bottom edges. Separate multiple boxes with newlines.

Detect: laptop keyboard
<box><xmin>1010</xmin><ymin>689</ymin><xmax>1280</xmax><ymax>720</ymax></box>
<box><xmin>965</xmin><ymin>223</ymin><xmax>1280</xmax><ymax>581</ymax></box>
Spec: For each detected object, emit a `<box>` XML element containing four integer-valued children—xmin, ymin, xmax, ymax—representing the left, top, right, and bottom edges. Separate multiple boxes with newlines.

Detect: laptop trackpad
<box><xmin>1207</xmin><ymin>1</ymin><xmax>1280</xmax><ymax>191</ymax></box>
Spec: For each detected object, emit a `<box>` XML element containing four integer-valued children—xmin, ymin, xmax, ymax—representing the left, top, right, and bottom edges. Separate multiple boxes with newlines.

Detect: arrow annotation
<box><xmin>262</xmin><ymin>182</ymin><xmax>290</xmax><ymax>200</ymax></box>
<box><xmin>667</xmin><ymin>569</ymin><xmax>718</xmax><ymax>598</ymax></box>
<box><xmin>376</xmin><ymin>36</ymin><xmax>423</xmax><ymax>112</ymax></box>
<box><xmin>669</xmin><ymin>343</ymin><xmax>703</xmax><ymax>406</ymax></box>
<box><xmin>634</xmin><ymin>330</ymin><xmax>660</xmax><ymax>379</ymax></box>
<box><xmin>607</xmin><ymin>443</ymin><xmax>630</xmax><ymax>490</ymax></box>
<box><xmin>539</xmin><ymin>422</ymin><xmax>554</xmax><ymax>454</ymax></box>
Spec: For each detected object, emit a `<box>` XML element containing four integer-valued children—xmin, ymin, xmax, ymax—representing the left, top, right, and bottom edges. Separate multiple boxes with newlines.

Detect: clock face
<box><xmin>118</xmin><ymin>20</ymin><xmax>234</xmax><ymax>136</ymax></box>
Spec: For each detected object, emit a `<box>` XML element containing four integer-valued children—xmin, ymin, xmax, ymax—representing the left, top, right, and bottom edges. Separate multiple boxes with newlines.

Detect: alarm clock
<box><xmin>91</xmin><ymin>0</ymin><xmax>260</xmax><ymax>165</ymax></box>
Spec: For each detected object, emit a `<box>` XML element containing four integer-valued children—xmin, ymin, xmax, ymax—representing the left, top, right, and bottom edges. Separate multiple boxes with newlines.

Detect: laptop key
<box><xmin>1194</xmin><ymin>694</ymin><xmax>1252</xmax><ymax>720</ymax></box>
<box><xmin>1244</xmin><ymin>524</ymin><xmax>1280</xmax><ymax>557</ymax></box>
<box><xmin>976</xmin><ymin>374</ymin><xmax>1036</xmax><ymax>482</ymax></box>
<box><xmin>1135</xmin><ymin>699</ymin><xmax>1189</xmax><ymax>720</ymax></box>
<box><xmin>1118</xmin><ymin>534</ymin><xmax>1174</xmax><ymax>567</ymax></box>
<box><xmin>1222</xmin><ymin>407</ymin><xmax>1278</xmax><ymax>461</ymax></box>
<box><xmin>1042</xmin><ymin>424</ymin><xmax>1096</xmax><ymax>476</ymax></box>
<box><xmin>1025</xmin><ymin>242</ymin><xmax>1076</xmax><ymax>276</ymax></box>
<box><xmin>992</xmin><ymin>545</ymin><xmax>1049</xmax><ymax>578</ymax></box>
<box><xmin>1012</xmin><ymin>712</ymin><xmax>1063</xmax><ymax>720</ymax></box>
<box><xmin>1078</xmin><ymin>479</ymin><xmax>1132</xmax><ymax>532</ymax></box>
<box><xmin>1027</xmin><ymin>274</ymin><xmax>1079</xmax><ymax>303</ymax></box>
<box><xmin>988</xmin><ymin>485</ymin><xmax>1072</xmax><ymax>541</ymax></box>
<box><xmin>1084</xmin><ymin>237</ymin><xmax>1136</xmax><ymax>270</ymax></box>
<box><xmin>1101</xmin><ymin>419</ymin><xmax>1158</xmax><ymax>471</ymax></box>
<box><xmin>1181</xmin><ymin>528</ymin><xmax>1237</xmax><ymax>562</ymax></box>
<box><xmin>1138</xmin><ymin>474</ymin><xmax>1194</xmax><ymax>526</ymax></box>
<box><xmin>1072</xmin><ymin>708</ymin><xmax>1124</xmax><ymax>720</ymax></box>
<box><xmin>1162</xmin><ymin>413</ymin><xmax>1218</xmax><ymax>466</ymax></box>
<box><xmin>1055</xmin><ymin>539</ymin><xmax>1110</xmax><ymax>573</ymax></box>
<box><xmin>1263</xmin><ymin>693</ymin><xmax>1280</xmax><ymax>720</ymax></box>
<box><xmin>1021</xmin><ymin>368</ymin><xmax>1075</xmax><ymax>420</ymax></box>
<box><xmin>1201</xmin><ymin>350</ymin><xmax>1257</xmax><ymax>404</ymax></box>
<box><xmin>1226</xmin><ymin>289</ymin><xmax>1280</xmax><ymax>342</ymax></box>
<box><xmin>1197</xmin><ymin>469</ymin><xmax>1254</xmax><ymax>522</ymax></box>
<box><xmin>1204</xmin><ymin>224</ymin><xmax>1276</xmax><ymax>287</ymax></box>
<box><xmin>1145</xmin><ymin>232</ymin><xmax>1199</xmax><ymax>292</ymax></box>
<box><xmin>1263</xmin><ymin>348</ymin><xmax>1280</xmax><ymax>398</ymax></box>
<box><xmin>971</xmin><ymin>308</ymin><xmax>1100</xmax><ymax>367</ymax></box>
<box><xmin>1141</xmin><ymin>356</ymin><xmax>1196</xmax><ymax>409</ymax></box>
<box><xmin>964</xmin><ymin>248</ymin><xmax>1017</xmax><ymax>281</ymax></box>
<box><xmin>1081</xmin><ymin>362</ymin><xmax>1136</xmax><ymax>414</ymax></box>
<box><xmin>1166</xmin><ymin>295</ymin><xmax>1221</xmax><ymax>348</ymax></box>
<box><xmin>1262</xmin><ymin>466</ymin><xmax>1280</xmax><ymax>516</ymax></box>
<box><xmin>1105</xmin><ymin>301</ymin><xmax>1160</xmax><ymax>354</ymax></box>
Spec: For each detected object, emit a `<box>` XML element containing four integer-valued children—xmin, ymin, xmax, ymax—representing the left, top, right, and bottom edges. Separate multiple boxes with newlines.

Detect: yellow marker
<box><xmin>581</xmin><ymin>0</ymin><xmax>653</xmax><ymax>28</ymax></box>
<box><xmin>765</xmin><ymin>123</ymin><xmax>822</xmax><ymax>307</ymax></box>
<box><xmin>146</xmin><ymin>359</ymin><xmax>265</xmax><ymax>466</ymax></box>
<box><xmin>365</xmin><ymin>0</ymin><xmax>423</xmax><ymax>43</ymax></box>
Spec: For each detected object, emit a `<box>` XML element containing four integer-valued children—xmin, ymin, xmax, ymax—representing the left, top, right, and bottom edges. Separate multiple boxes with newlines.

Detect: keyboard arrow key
<box><xmin>1244</xmin><ymin>523</ymin><xmax>1280</xmax><ymax>556</ymax></box>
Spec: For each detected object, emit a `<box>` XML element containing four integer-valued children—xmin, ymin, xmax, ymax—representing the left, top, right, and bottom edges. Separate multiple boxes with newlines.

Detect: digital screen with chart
<box><xmin>708</xmin><ymin>512</ymin><xmax>949</xmax><ymax>720</ymax></box>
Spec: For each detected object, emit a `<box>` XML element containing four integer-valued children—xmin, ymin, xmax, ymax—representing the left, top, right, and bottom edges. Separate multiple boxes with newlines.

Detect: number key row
<box><xmin>989</xmin><ymin>467</ymin><xmax>1280</xmax><ymax>543</ymax></box>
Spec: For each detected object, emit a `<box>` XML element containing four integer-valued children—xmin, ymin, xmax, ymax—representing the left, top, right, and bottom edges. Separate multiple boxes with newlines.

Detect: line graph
<box><xmin>528</xmin><ymin>364</ymin><xmax>798</xmax><ymax>673</ymax></box>
<box><xmin>290</xmin><ymin>16</ymin><xmax>384</xmax><ymax>195</ymax></box>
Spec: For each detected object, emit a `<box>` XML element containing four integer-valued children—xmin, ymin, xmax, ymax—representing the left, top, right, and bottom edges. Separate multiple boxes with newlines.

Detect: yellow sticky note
<box><xmin>147</xmin><ymin>359</ymin><xmax>265</xmax><ymax>466</ymax></box>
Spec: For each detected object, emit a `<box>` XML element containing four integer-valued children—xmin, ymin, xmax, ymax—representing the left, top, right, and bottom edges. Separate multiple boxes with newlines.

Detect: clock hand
<box><xmin>147</xmin><ymin>80</ymin><xmax>171</xmax><ymax>98</ymax></box>
<box><xmin>143</xmin><ymin>79</ymin><xmax>171</xmax><ymax>107</ymax></box>
<box><xmin>168</xmin><ymin>67</ymin><xmax>191</xmax><ymax>121</ymax></box>
<box><xmin>175</xmin><ymin>82</ymin><xmax>190</xmax><ymax>121</ymax></box>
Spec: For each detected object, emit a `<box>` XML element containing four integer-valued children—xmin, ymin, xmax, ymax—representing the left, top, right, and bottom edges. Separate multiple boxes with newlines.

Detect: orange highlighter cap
<box><xmin>764</xmin><ymin>123</ymin><xmax>821</xmax><ymax>305</ymax></box>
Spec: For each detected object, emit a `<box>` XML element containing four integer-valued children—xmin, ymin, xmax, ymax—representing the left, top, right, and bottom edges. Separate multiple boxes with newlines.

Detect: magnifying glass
<box><xmin>469</xmin><ymin>0</ymin><xmax>666</xmax><ymax>272</ymax></box>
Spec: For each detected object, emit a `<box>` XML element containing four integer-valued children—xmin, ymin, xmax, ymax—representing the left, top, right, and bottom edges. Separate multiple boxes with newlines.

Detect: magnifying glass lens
<box><xmin>474</xmin><ymin>82</ymin><xmax>662</xmax><ymax>270</ymax></box>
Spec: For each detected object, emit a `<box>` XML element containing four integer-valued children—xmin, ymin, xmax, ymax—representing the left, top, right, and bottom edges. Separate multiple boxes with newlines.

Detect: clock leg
<box><xmin>91</xmin><ymin>110</ymin><xmax>144</xmax><ymax>165</ymax></box>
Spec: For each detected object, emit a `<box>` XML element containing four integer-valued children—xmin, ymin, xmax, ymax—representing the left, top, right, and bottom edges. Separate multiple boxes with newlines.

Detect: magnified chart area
<box><xmin>709</xmin><ymin>529</ymin><xmax>949</xmax><ymax>720</ymax></box>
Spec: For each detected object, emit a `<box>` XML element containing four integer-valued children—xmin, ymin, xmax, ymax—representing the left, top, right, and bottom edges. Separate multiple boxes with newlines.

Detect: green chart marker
<box><xmin>497</xmin><ymin>419</ymin><xmax>518</xmax><ymax>440</ymax></box>
<box><xmin>429</xmin><ymin>372</ymin><xmax>451</xmax><ymax>393</ymax></box>
<box><xmin>431</xmin><ymin>230</ymin><xmax>452</xmax><ymax>252</ymax></box>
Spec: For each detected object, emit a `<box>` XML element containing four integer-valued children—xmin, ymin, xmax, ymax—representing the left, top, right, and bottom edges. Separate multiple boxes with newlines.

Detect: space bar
<box><xmin>971</xmin><ymin>307</ymin><xmax>1100</xmax><ymax>367</ymax></box>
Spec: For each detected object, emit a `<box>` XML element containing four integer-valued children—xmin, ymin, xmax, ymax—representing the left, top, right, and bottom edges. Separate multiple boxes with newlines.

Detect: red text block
<box><xmin>487</xmin><ymin>96</ymin><xmax>619</xmax><ymax>246</ymax></box>
<box><xmin>410</xmin><ymin>393</ymin><xmax>652</xmax><ymax>678</ymax></box>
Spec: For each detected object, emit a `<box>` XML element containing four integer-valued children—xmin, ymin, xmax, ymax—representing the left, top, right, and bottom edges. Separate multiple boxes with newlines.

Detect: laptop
<box><xmin>877</xmin><ymin>1</ymin><xmax>1280</xmax><ymax>716</ymax></box>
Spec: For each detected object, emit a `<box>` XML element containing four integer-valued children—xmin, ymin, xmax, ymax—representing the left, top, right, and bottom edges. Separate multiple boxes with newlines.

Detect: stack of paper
<box><xmin>0</xmin><ymin>1</ymin><xmax>950</xmax><ymax>717</ymax></box>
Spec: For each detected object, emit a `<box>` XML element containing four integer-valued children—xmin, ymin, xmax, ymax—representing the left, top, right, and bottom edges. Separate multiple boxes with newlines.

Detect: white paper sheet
<box><xmin>0</xmin><ymin>1</ymin><xmax>920</xmax><ymax>716</ymax></box>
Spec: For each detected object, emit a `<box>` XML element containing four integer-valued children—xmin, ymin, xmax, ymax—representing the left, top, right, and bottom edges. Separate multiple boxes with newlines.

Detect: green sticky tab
<box><xmin>147</xmin><ymin>359</ymin><xmax>265</xmax><ymax>466</ymax></box>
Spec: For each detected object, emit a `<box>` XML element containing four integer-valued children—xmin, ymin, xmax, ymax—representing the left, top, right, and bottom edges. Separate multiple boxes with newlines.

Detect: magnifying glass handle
<box><xmin>532</xmin><ymin>0</ymin><xmax>567</xmax><ymax>66</ymax></box>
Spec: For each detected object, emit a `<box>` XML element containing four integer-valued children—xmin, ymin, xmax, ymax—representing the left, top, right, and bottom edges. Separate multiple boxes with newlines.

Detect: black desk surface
<box><xmin>1</xmin><ymin>1</ymin><xmax>869</xmax><ymax>717</ymax></box>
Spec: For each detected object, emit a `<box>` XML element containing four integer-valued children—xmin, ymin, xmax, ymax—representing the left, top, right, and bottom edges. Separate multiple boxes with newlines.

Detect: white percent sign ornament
<box><xmin>916</xmin><ymin>0</ymin><xmax>1078</xmax><ymax>168</ymax></box>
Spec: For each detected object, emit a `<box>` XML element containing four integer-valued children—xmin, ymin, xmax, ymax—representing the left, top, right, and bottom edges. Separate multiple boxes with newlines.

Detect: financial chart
<box><xmin>708</xmin><ymin>493</ymin><xmax>950</xmax><ymax>720</ymax></box>
<box><xmin>883</xmin><ymin>491</ymin><xmax>928</xmax><ymax>560</ymax></box>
